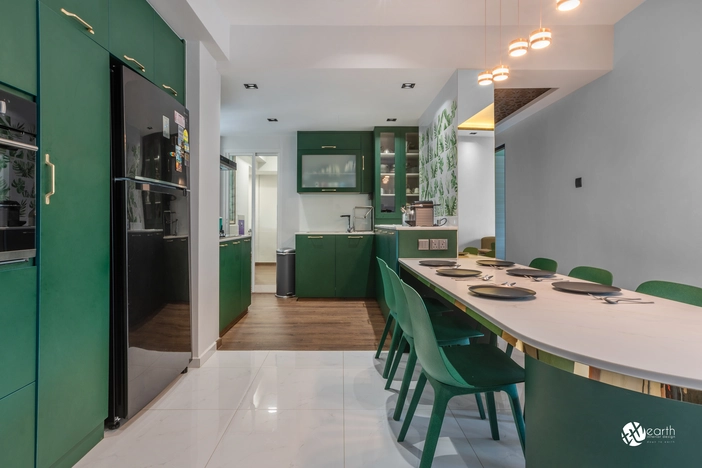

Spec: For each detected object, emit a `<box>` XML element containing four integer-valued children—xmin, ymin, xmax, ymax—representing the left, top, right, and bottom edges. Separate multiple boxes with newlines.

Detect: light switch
<box><xmin>418</xmin><ymin>239</ymin><xmax>429</xmax><ymax>251</ymax></box>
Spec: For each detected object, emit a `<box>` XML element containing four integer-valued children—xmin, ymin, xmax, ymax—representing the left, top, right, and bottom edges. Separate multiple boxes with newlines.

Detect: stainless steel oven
<box><xmin>0</xmin><ymin>89</ymin><xmax>37</xmax><ymax>264</ymax></box>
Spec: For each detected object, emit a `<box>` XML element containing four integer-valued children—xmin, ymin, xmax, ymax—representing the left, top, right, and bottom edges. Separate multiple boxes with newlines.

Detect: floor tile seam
<box><xmin>448</xmin><ymin>406</ymin><xmax>486</xmax><ymax>468</ymax></box>
<box><xmin>234</xmin><ymin>356</ymin><xmax>268</xmax><ymax>411</ymax></box>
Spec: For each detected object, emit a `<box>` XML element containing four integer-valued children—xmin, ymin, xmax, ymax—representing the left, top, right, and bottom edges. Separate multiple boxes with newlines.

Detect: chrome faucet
<box><xmin>340</xmin><ymin>214</ymin><xmax>352</xmax><ymax>232</ymax></box>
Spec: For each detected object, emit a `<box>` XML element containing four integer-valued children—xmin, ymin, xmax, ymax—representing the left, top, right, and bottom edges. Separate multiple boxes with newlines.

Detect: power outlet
<box><xmin>430</xmin><ymin>239</ymin><xmax>448</xmax><ymax>250</ymax></box>
<box><xmin>418</xmin><ymin>239</ymin><xmax>430</xmax><ymax>251</ymax></box>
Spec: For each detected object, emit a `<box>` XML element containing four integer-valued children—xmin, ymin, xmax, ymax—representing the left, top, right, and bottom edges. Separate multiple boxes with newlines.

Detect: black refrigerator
<box><xmin>108</xmin><ymin>60</ymin><xmax>192</xmax><ymax>428</ymax></box>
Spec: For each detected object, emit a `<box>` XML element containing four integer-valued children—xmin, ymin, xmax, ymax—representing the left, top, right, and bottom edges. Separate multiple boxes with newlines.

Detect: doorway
<box><xmin>253</xmin><ymin>154</ymin><xmax>278</xmax><ymax>293</ymax></box>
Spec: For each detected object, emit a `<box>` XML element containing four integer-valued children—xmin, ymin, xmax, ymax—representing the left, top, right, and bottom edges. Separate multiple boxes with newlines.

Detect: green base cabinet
<box><xmin>335</xmin><ymin>235</ymin><xmax>375</xmax><ymax>297</ymax></box>
<box><xmin>241</xmin><ymin>238</ymin><xmax>252</xmax><ymax>310</ymax></box>
<box><xmin>219</xmin><ymin>238</ymin><xmax>251</xmax><ymax>334</ymax></box>
<box><xmin>0</xmin><ymin>383</ymin><xmax>36</xmax><ymax>468</ymax></box>
<box><xmin>0</xmin><ymin>0</ymin><xmax>37</xmax><ymax>95</ymax></box>
<box><xmin>41</xmin><ymin>0</ymin><xmax>109</xmax><ymax>48</ymax></box>
<box><xmin>38</xmin><ymin>5</ymin><xmax>111</xmax><ymax>467</ymax></box>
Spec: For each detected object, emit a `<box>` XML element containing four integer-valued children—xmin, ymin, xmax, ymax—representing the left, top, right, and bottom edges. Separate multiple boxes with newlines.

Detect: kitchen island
<box><xmin>400</xmin><ymin>257</ymin><xmax>702</xmax><ymax>466</ymax></box>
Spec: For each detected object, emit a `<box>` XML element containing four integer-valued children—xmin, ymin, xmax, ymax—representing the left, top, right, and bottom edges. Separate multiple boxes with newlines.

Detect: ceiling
<box><xmin>494</xmin><ymin>88</ymin><xmax>552</xmax><ymax>123</ymax></box>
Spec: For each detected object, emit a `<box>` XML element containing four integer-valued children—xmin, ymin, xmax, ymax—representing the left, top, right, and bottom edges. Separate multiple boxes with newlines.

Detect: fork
<box><xmin>588</xmin><ymin>294</ymin><xmax>641</xmax><ymax>301</ymax></box>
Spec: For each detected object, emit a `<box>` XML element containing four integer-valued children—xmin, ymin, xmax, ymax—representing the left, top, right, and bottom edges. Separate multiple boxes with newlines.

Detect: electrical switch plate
<box><xmin>430</xmin><ymin>239</ymin><xmax>440</xmax><ymax>250</ymax></box>
<box><xmin>439</xmin><ymin>239</ymin><xmax>448</xmax><ymax>250</ymax></box>
<box><xmin>418</xmin><ymin>239</ymin><xmax>429</xmax><ymax>251</ymax></box>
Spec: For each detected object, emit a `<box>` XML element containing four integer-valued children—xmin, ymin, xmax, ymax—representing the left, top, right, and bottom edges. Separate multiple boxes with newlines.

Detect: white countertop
<box><xmin>376</xmin><ymin>224</ymin><xmax>458</xmax><ymax>231</ymax></box>
<box><xmin>219</xmin><ymin>235</ymin><xmax>251</xmax><ymax>242</ymax></box>
<box><xmin>400</xmin><ymin>257</ymin><xmax>702</xmax><ymax>390</ymax></box>
<box><xmin>295</xmin><ymin>231</ymin><xmax>375</xmax><ymax>235</ymax></box>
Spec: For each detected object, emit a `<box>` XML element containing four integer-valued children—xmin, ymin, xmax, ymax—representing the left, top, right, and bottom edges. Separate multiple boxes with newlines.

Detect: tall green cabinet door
<box><xmin>295</xmin><ymin>235</ymin><xmax>335</xmax><ymax>298</ymax></box>
<box><xmin>0</xmin><ymin>0</ymin><xmax>37</xmax><ymax>95</ymax></box>
<box><xmin>241</xmin><ymin>238</ymin><xmax>252</xmax><ymax>310</ymax></box>
<box><xmin>41</xmin><ymin>0</ymin><xmax>109</xmax><ymax>48</ymax></box>
<box><xmin>219</xmin><ymin>242</ymin><xmax>230</xmax><ymax>333</ymax></box>
<box><xmin>38</xmin><ymin>5</ymin><xmax>111</xmax><ymax>467</ymax></box>
<box><xmin>154</xmin><ymin>14</ymin><xmax>185</xmax><ymax>105</ymax></box>
<box><xmin>109</xmin><ymin>0</ymin><xmax>155</xmax><ymax>81</ymax></box>
<box><xmin>229</xmin><ymin>241</ymin><xmax>243</xmax><ymax>319</ymax></box>
<box><xmin>360</xmin><ymin>132</ymin><xmax>374</xmax><ymax>194</ymax></box>
<box><xmin>0</xmin><ymin>383</ymin><xmax>36</xmax><ymax>468</ymax></box>
<box><xmin>335</xmin><ymin>235</ymin><xmax>375</xmax><ymax>297</ymax></box>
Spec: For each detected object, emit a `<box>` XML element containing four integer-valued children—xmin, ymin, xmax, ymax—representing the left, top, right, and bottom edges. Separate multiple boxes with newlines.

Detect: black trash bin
<box><xmin>276</xmin><ymin>248</ymin><xmax>295</xmax><ymax>298</ymax></box>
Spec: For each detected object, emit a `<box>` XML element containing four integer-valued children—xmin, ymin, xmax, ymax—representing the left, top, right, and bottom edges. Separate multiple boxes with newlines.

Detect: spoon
<box><xmin>501</xmin><ymin>282</ymin><xmax>516</xmax><ymax>287</ymax></box>
<box><xmin>604</xmin><ymin>297</ymin><xmax>654</xmax><ymax>304</ymax></box>
<box><xmin>589</xmin><ymin>294</ymin><xmax>640</xmax><ymax>301</ymax></box>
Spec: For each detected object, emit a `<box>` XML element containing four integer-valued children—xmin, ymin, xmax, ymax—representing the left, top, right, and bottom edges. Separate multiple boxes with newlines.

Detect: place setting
<box><xmin>549</xmin><ymin>282</ymin><xmax>655</xmax><ymax>305</ymax></box>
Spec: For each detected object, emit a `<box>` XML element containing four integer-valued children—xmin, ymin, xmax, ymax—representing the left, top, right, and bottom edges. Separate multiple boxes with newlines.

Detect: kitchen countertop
<box><xmin>295</xmin><ymin>231</ymin><xmax>375</xmax><ymax>235</ymax></box>
<box><xmin>375</xmin><ymin>224</ymin><xmax>458</xmax><ymax>231</ymax></box>
<box><xmin>219</xmin><ymin>235</ymin><xmax>252</xmax><ymax>243</ymax></box>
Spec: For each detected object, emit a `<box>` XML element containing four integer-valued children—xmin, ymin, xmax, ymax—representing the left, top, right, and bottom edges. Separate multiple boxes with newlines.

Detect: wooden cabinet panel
<box><xmin>38</xmin><ymin>5</ymin><xmax>111</xmax><ymax>466</ymax></box>
<box><xmin>0</xmin><ymin>266</ymin><xmax>36</xmax><ymax>399</ymax></box>
<box><xmin>0</xmin><ymin>383</ymin><xmax>36</xmax><ymax>468</ymax></box>
<box><xmin>109</xmin><ymin>0</ymin><xmax>155</xmax><ymax>80</ymax></box>
<box><xmin>153</xmin><ymin>13</ymin><xmax>185</xmax><ymax>105</ymax></box>
<box><xmin>335</xmin><ymin>235</ymin><xmax>375</xmax><ymax>298</ymax></box>
<box><xmin>295</xmin><ymin>235</ymin><xmax>335</xmax><ymax>298</ymax></box>
<box><xmin>42</xmin><ymin>0</ymin><xmax>109</xmax><ymax>48</ymax></box>
<box><xmin>0</xmin><ymin>0</ymin><xmax>37</xmax><ymax>94</ymax></box>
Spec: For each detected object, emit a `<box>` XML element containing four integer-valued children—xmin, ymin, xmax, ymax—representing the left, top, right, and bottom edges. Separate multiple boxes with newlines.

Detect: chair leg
<box><xmin>505</xmin><ymin>385</ymin><xmax>526</xmax><ymax>454</ymax></box>
<box><xmin>393</xmin><ymin>345</ymin><xmax>417</xmax><ymax>421</ymax></box>
<box><xmin>505</xmin><ymin>344</ymin><xmax>514</xmax><ymax>358</ymax></box>
<box><xmin>382</xmin><ymin>322</ymin><xmax>403</xmax><ymax>379</ymax></box>
<box><xmin>485</xmin><ymin>392</ymin><xmax>500</xmax><ymax>441</ymax></box>
<box><xmin>475</xmin><ymin>393</ymin><xmax>486</xmax><ymax>420</ymax></box>
<box><xmin>419</xmin><ymin>384</ymin><xmax>451</xmax><ymax>468</ymax></box>
<box><xmin>375</xmin><ymin>315</ymin><xmax>394</xmax><ymax>359</ymax></box>
<box><xmin>385</xmin><ymin>335</ymin><xmax>406</xmax><ymax>390</ymax></box>
<box><xmin>398</xmin><ymin>372</ymin><xmax>427</xmax><ymax>442</ymax></box>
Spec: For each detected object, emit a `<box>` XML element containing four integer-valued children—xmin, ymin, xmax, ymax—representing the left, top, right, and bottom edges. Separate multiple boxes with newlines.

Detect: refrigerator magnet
<box><xmin>183</xmin><ymin>129</ymin><xmax>189</xmax><ymax>143</ymax></box>
<box><xmin>174</xmin><ymin>111</ymin><xmax>185</xmax><ymax>127</ymax></box>
<box><xmin>177</xmin><ymin>126</ymin><xmax>184</xmax><ymax>145</ymax></box>
<box><xmin>175</xmin><ymin>146</ymin><xmax>183</xmax><ymax>172</ymax></box>
<box><xmin>162</xmin><ymin>116</ymin><xmax>170</xmax><ymax>138</ymax></box>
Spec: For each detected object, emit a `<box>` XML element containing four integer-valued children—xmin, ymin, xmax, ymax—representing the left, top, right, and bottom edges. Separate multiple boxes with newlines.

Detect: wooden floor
<box><xmin>219</xmin><ymin>294</ymin><xmax>390</xmax><ymax>351</ymax></box>
<box><xmin>254</xmin><ymin>263</ymin><xmax>276</xmax><ymax>286</ymax></box>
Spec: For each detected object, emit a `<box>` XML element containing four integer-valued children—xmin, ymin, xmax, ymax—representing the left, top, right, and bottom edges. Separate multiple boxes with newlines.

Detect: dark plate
<box><xmin>507</xmin><ymin>268</ymin><xmax>554</xmax><ymax>278</ymax></box>
<box><xmin>551</xmin><ymin>282</ymin><xmax>621</xmax><ymax>295</ymax></box>
<box><xmin>476</xmin><ymin>259</ymin><xmax>515</xmax><ymax>267</ymax></box>
<box><xmin>419</xmin><ymin>260</ymin><xmax>458</xmax><ymax>267</ymax></box>
<box><xmin>436</xmin><ymin>268</ymin><xmax>482</xmax><ymax>278</ymax></box>
<box><xmin>469</xmin><ymin>285</ymin><xmax>536</xmax><ymax>299</ymax></box>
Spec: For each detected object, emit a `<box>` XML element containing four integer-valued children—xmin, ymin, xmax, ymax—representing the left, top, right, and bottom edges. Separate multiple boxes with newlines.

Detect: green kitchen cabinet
<box><xmin>219</xmin><ymin>241</ymin><xmax>232</xmax><ymax>333</ymax></box>
<box><xmin>0</xmin><ymin>0</ymin><xmax>37</xmax><ymax>95</ymax></box>
<box><xmin>360</xmin><ymin>131</ymin><xmax>374</xmax><ymax>194</ymax></box>
<box><xmin>241</xmin><ymin>237</ymin><xmax>252</xmax><ymax>310</ymax></box>
<box><xmin>0</xmin><ymin>383</ymin><xmax>36</xmax><ymax>468</ymax></box>
<box><xmin>295</xmin><ymin>235</ymin><xmax>336</xmax><ymax>297</ymax></box>
<box><xmin>38</xmin><ymin>4</ymin><xmax>111</xmax><ymax>467</ymax></box>
<box><xmin>153</xmin><ymin>13</ymin><xmax>185</xmax><ymax>105</ymax></box>
<box><xmin>41</xmin><ymin>0</ymin><xmax>109</xmax><ymax>48</ymax></box>
<box><xmin>219</xmin><ymin>239</ymin><xmax>249</xmax><ymax>334</ymax></box>
<box><xmin>375</xmin><ymin>127</ymin><xmax>419</xmax><ymax>224</ymax></box>
<box><xmin>335</xmin><ymin>235</ymin><xmax>375</xmax><ymax>297</ymax></box>
<box><xmin>109</xmin><ymin>0</ymin><xmax>155</xmax><ymax>80</ymax></box>
<box><xmin>0</xmin><ymin>266</ymin><xmax>37</xmax><ymax>400</ymax></box>
<box><xmin>228</xmin><ymin>240</ymin><xmax>243</xmax><ymax>321</ymax></box>
<box><xmin>298</xmin><ymin>132</ymin><xmax>362</xmax><ymax>150</ymax></box>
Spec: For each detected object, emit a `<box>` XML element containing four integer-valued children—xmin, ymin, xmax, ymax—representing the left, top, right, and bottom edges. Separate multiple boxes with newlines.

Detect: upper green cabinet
<box><xmin>154</xmin><ymin>14</ymin><xmax>185</xmax><ymax>105</ymax></box>
<box><xmin>109</xmin><ymin>0</ymin><xmax>155</xmax><ymax>80</ymax></box>
<box><xmin>375</xmin><ymin>127</ymin><xmax>419</xmax><ymax>224</ymax></box>
<box><xmin>0</xmin><ymin>0</ymin><xmax>37</xmax><ymax>94</ymax></box>
<box><xmin>297</xmin><ymin>131</ymin><xmax>374</xmax><ymax>193</ymax></box>
<box><xmin>42</xmin><ymin>0</ymin><xmax>109</xmax><ymax>48</ymax></box>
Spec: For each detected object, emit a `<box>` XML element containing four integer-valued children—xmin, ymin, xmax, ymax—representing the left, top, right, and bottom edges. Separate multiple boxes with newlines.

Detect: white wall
<box><xmin>496</xmin><ymin>0</ymin><xmax>702</xmax><ymax>290</ymax></box>
<box><xmin>186</xmin><ymin>41</ymin><xmax>220</xmax><ymax>365</ymax></box>
<box><xmin>255</xmin><ymin>173</ymin><xmax>278</xmax><ymax>262</ymax></box>
<box><xmin>235</xmin><ymin>156</ymin><xmax>252</xmax><ymax>235</ymax></box>
<box><xmin>457</xmin><ymin>133</ymin><xmax>495</xmax><ymax>249</ymax></box>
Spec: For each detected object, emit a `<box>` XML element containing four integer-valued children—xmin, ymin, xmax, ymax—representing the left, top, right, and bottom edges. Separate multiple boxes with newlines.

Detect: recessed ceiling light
<box><xmin>557</xmin><ymin>0</ymin><xmax>581</xmax><ymax>11</ymax></box>
<box><xmin>387</xmin><ymin>118</ymin><xmax>397</xmax><ymax>122</ymax></box>
<box><xmin>267</xmin><ymin>118</ymin><xmax>278</xmax><ymax>122</ymax></box>
<box><xmin>244</xmin><ymin>84</ymin><xmax>258</xmax><ymax>89</ymax></box>
<box><xmin>401</xmin><ymin>83</ymin><xmax>415</xmax><ymax>89</ymax></box>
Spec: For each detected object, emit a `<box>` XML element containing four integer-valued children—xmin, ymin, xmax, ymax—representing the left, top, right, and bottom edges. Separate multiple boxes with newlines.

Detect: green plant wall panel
<box><xmin>419</xmin><ymin>100</ymin><xmax>458</xmax><ymax>216</ymax></box>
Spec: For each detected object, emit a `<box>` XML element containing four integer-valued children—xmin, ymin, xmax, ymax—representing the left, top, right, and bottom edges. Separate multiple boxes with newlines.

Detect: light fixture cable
<box><xmin>530</xmin><ymin>0</ymin><xmax>553</xmax><ymax>49</ymax></box>
<box><xmin>509</xmin><ymin>0</ymin><xmax>528</xmax><ymax>57</ymax></box>
<box><xmin>478</xmin><ymin>0</ymin><xmax>494</xmax><ymax>85</ymax></box>
<box><xmin>492</xmin><ymin>0</ymin><xmax>510</xmax><ymax>81</ymax></box>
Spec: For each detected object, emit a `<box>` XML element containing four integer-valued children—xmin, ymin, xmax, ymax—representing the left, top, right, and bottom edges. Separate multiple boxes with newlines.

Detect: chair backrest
<box><xmin>529</xmin><ymin>257</ymin><xmax>558</xmax><ymax>272</ymax></box>
<box><xmin>401</xmin><ymin>281</ymin><xmax>467</xmax><ymax>388</ymax></box>
<box><xmin>481</xmin><ymin>236</ymin><xmax>495</xmax><ymax>250</ymax></box>
<box><xmin>376</xmin><ymin>258</ymin><xmax>396</xmax><ymax>312</ymax></box>
<box><xmin>636</xmin><ymin>281</ymin><xmax>702</xmax><ymax>307</ymax></box>
<box><xmin>384</xmin><ymin>263</ymin><xmax>414</xmax><ymax>337</ymax></box>
<box><xmin>463</xmin><ymin>247</ymin><xmax>479</xmax><ymax>255</ymax></box>
<box><xmin>569</xmin><ymin>266</ymin><xmax>613</xmax><ymax>286</ymax></box>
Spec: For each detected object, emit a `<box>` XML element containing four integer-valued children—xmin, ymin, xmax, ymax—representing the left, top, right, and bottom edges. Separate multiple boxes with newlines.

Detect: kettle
<box><xmin>402</xmin><ymin>204</ymin><xmax>416</xmax><ymax>226</ymax></box>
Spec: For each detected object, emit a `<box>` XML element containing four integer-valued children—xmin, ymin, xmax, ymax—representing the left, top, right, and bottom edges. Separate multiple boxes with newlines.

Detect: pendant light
<box><xmin>557</xmin><ymin>0</ymin><xmax>581</xmax><ymax>11</ymax></box>
<box><xmin>530</xmin><ymin>0</ymin><xmax>552</xmax><ymax>49</ymax></box>
<box><xmin>478</xmin><ymin>0</ymin><xmax>493</xmax><ymax>86</ymax></box>
<box><xmin>508</xmin><ymin>0</ymin><xmax>529</xmax><ymax>57</ymax></box>
<box><xmin>492</xmin><ymin>0</ymin><xmax>510</xmax><ymax>82</ymax></box>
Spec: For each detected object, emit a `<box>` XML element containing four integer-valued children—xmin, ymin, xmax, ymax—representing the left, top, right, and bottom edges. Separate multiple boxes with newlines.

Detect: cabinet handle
<box><xmin>348</xmin><ymin>236</ymin><xmax>364</xmax><ymax>239</ymax></box>
<box><xmin>321</xmin><ymin>145</ymin><xmax>336</xmax><ymax>149</ymax></box>
<box><xmin>162</xmin><ymin>84</ymin><xmax>178</xmax><ymax>97</ymax></box>
<box><xmin>321</xmin><ymin>189</ymin><xmax>337</xmax><ymax>192</ymax></box>
<box><xmin>124</xmin><ymin>55</ymin><xmax>146</xmax><ymax>73</ymax></box>
<box><xmin>243</xmin><ymin>239</ymin><xmax>251</xmax><ymax>242</ymax></box>
<box><xmin>61</xmin><ymin>8</ymin><xmax>94</xmax><ymax>35</ymax></box>
<box><xmin>45</xmin><ymin>154</ymin><xmax>55</xmax><ymax>205</ymax></box>
<box><xmin>220</xmin><ymin>244</ymin><xmax>229</xmax><ymax>247</ymax></box>
<box><xmin>166</xmin><ymin>240</ymin><xmax>174</xmax><ymax>243</ymax></box>
<box><xmin>362</xmin><ymin>155</ymin><xmax>365</xmax><ymax>171</ymax></box>
<box><xmin>308</xmin><ymin>236</ymin><xmax>323</xmax><ymax>239</ymax></box>
<box><xmin>233</xmin><ymin>241</ymin><xmax>241</xmax><ymax>245</ymax></box>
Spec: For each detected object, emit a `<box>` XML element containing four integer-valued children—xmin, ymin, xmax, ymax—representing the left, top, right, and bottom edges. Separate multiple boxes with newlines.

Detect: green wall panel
<box><xmin>0</xmin><ymin>0</ymin><xmax>37</xmax><ymax>95</ymax></box>
<box><xmin>397</xmin><ymin>230</ymin><xmax>457</xmax><ymax>259</ymax></box>
<box><xmin>0</xmin><ymin>384</ymin><xmax>36</xmax><ymax>468</ymax></box>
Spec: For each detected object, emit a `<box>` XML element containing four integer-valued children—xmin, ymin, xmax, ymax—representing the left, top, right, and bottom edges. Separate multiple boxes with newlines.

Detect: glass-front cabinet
<box><xmin>298</xmin><ymin>151</ymin><xmax>360</xmax><ymax>192</ymax></box>
<box><xmin>374</xmin><ymin>127</ymin><xmax>418</xmax><ymax>223</ymax></box>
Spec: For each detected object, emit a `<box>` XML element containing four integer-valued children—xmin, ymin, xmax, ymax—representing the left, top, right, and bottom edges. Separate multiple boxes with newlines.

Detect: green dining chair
<box><xmin>529</xmin><ymin>257</ymin><xmax>558</xmax><ymax>272</ymax></box>
<box><xmin>398</xmin><ymin>281</ymin><xmax>526</xmax><ymax>467</ymax></box>
<box><xmin>636</xmin><ymin>280</ymin><xmax>702</xmax><ymax>307</ymax></box>
<box><xmin>462</xmin><ymin>247</ymin><xmax>479</xmax><ymax>255</ymax></box>
<box><xmin>376</xmin><ymin>258</ymin><xmax>453</xmax><ymax>379</ymax></box>
<box><xmin>569</xmin><ymin>266</ymin><xmax>613</xmax><ymax>286</ymax></box>
<box><xmin>381</xmin><ymin>262</ymin><xmax>485</xmax><ymax>422</ymax></box>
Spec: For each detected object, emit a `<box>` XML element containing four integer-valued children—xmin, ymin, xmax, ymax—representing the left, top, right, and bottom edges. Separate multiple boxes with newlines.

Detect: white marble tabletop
<box><xmin>400</xmin><ymin>257</ymin><xmax>702</xmax><ymax>390</ymax></box>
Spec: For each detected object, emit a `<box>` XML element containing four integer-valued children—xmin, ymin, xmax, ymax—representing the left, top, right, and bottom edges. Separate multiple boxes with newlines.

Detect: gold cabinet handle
<box><xmin>362</xmin><ymin>155</ymin><xmax>365</xmax><ymax>171</ymax></box>
<box><xmin>124</xmin><ymin>55</ymin><xmax>146</xmax><ymax>73</ymax></box>
<box><xmin>162</xmin><ymin>84</ymin><xmax>178</xmax><ymax>97</ymax></box>
<box><xmin>61</xmin><ymin>8</ymin><xmax>94</xmax><ymax>34</ymax></box>
<box><xmin>233</xmin><ymin>241</ymin><xmax>241</xmax><ymax>245</ymax></box>
<box><xmin>321</xmin><ymin>189</ymin><xmax>337</xmax><ymax>192</ymax></box>
<box><xmin>243</xmin><ymin>239</ymin><xmax>251</xmax><ymax>242</ymax></box>
<box><xmin>348</xmin><ymin>236</ymin><xmax>364</xmax><ymax>239</ymax></box>
<box><xmin>308</xmin><ymin>236</ymin><xmax>323</xmax><ymax>239</ymax></box>
<box><xmin>321</xmin><ymin>145</ymin><xmax>336</xmax><ymax>149</ymax></box>
<box><xmin>45</xmin><ymin>154</ymin><xmax>55</xmax><ymax>205</ymax></box>
<box><xmin>220</xmin><ymin>244</ymin><xmax>229</xmax><ymax>248</ymax></box>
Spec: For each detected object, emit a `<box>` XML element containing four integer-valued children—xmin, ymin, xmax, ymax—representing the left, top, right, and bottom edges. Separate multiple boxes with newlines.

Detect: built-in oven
<box><xmin>0</xmin><ymin>89</ymin><xmax>37</xmax><ymax>264</ymax></box>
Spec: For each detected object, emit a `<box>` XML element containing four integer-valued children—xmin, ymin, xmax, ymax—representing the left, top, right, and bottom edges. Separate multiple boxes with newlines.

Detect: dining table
<box><xmin>399</xmin><ymin>256</ymin><xmax>702</xmax><ymax>467</ymax></box>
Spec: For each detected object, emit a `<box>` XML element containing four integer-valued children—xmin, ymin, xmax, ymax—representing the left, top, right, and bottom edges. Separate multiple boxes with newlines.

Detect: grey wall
<box><xmin>495</xmin><ymin>0</ymin><xmax>702</xmax><ymax>290</ymax></box>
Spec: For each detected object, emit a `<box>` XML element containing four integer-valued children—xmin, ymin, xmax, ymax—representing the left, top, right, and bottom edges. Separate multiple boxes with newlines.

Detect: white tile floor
<box><xmin>76</xmin><ymin>350</ymin><xmax>525</xmax><ymax>468</ymax></box>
